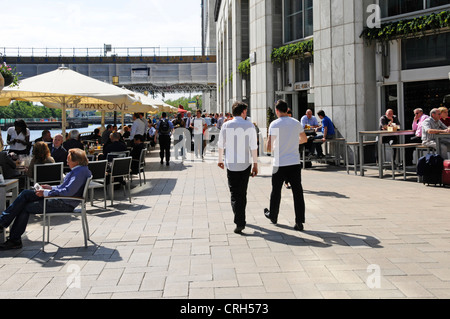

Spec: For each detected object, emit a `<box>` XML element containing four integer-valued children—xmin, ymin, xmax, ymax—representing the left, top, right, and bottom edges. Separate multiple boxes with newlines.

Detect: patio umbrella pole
<box><xmin>62</xmin><ymin>97</ymin><xmax>67</xmax><ymax>139</ymax></box>
<box><xmin>101</xmin><ymin>111</ymin><xmax>105</xmax><ymax>133</ymax></box>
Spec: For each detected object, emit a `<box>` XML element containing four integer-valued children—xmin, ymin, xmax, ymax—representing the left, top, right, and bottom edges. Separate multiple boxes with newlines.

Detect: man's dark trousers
<box><xmin>227</xmin><ymin>165</ymin><xmax>251</xmax><ymax>228</ymax></box>
<box><xmin>0</xmin><ymin>190</ymin><xmax>74</xmax><ymax>241</ymax></box>
<box><xmin>159</xmin><ymin>134</ymin><xmax>171</xmax><ymax>163</ymax></box>
<box><xmin>269</xmin><ymin>164</ymin><xmax>305</xmax><ymax>225</ymax></box>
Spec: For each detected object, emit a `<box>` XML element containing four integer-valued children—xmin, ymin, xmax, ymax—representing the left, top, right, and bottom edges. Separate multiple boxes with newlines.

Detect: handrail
<box><xmin>0</xmin><ymin>46</ymin><xmax>216</xmax><ymax>58</ymax></box>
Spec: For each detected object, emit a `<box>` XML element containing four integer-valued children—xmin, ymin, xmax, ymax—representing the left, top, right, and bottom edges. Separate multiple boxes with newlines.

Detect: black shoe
<box><xmin>0</xmin><ymin>238</ymin><xmax>22</xmax><ymax>250</ymax></box>
<box><xmin>160</xmin><ymin>160</ymin><xmax>164</xmax><ymax>164</ymax></box>
<box><xmin>234</xmin><ymin>226</ymin><xmax>245</xmax><ymax>234</ymax></box>
<box><xmin>294</xmin><ymin>223</ymin><xmax>304</xmax><ymax>231</ymax></box>
<box><xmin>166</xmin><ymin>162</ymin><xmax>169</xmax><ymax>166</ymax></box>
<box><xmin>264</xmin><ymin>208</ymin><xmax>277</xmax><ymax>224</ymax></box>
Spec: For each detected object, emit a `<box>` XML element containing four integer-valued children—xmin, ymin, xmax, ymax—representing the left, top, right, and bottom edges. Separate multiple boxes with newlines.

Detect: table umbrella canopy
<box><xmin>0</xmin><ymin>66</ymin><xmax>140</xmax><ymax>136</ymax></box>
<box><xmin>42</xmin><ymin>88</ymin><xmax>157</xmax><ymax>114</ymax></box>
<box><xmin>134</xmin><ymin>93</ymin><xmax>177</xmax><ymax>114</ymax></box>
<box><xmin>177</xmin><ymin>105</ymin><xmax>188</xmax><ymax>114</ymax></box>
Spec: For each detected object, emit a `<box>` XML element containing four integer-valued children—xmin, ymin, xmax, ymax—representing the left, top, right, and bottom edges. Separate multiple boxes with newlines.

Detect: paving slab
<box><xmin>0</xmin><ymin>147</ymin><xmax>449</xmax><ymax>299</ymax></box>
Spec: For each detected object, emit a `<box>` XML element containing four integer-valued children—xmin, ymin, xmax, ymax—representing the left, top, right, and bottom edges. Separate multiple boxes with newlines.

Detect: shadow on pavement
<box><xmin>303</xmin><ymin>189</ymin><xmax>350</xmax><ymax>199</ymax></box>
<box><xmin>246</xmin><ymin>224</ymin><xmax>382</xmax><ymax>248</ymax></box>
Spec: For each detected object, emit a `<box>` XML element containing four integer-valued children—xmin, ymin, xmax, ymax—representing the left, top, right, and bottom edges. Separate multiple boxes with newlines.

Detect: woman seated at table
<box><xmin>26</xmin><ymin>142</ymin><xmax>55</xmax><ymax>178</ymax></box>
<box><xmin>438</xmin><ymin>107</ymin><xmax>450</xmax><ymax>127</ymax></box>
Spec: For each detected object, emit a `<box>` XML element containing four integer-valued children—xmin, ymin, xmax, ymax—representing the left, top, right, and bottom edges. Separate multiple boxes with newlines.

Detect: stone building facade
<box><xmin>214</xmin><ymin>0</ymin><xmax>450</xmax><ymax>141</ymax></box>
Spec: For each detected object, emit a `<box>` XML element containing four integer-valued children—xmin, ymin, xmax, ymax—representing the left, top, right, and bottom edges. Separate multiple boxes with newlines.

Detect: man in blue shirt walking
<box><xmin>0</xmin><ymin>148</ymin><xmax>92</xmax><ymax>250</ymax></box>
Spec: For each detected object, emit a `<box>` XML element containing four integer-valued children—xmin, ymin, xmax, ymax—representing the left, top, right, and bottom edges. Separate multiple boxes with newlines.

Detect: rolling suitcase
<box><xmin>417</xmin><ymin>153</ymin><xmax>443</xmax><ymax>185</ymax></box>
<box><xmin>443</xmin><ymin>160</ymin><xmax>450</xmax><ymax>186</ymax></box>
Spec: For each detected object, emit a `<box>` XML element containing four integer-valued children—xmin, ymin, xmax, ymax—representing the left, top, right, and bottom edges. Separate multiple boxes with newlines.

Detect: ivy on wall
<box><xmin>360</xmin><ymin>10</ymin><xmax>450</xmax><ymax>43</ymax></box>
<box><xmin>238</xmin><ymin>58</ymin><xmax>250</xmax><ymax>75</ymax></box>
<box><xmin>236</xmin><ymin>39</ymin><xmax>314</xmax><ymax>75</ymax></box>
<box><xmin>270</xmin><ymin>39</ymin><xmax>314</xmax><ymax>64</ymax></box>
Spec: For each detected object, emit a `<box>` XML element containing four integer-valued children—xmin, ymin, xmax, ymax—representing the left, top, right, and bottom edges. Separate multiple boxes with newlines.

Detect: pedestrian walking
<box><xmin>155</xmin><ymin>112</ymin><xmax>174</xmax><ymax>166</ymax></box>
<box><xmin>190</xmin><ymin>110</ymin><xmax>207</xmax><ymax>160</ymax></box>
<box><xmin>264</xmin><ymin>99</ymin><xmax>308</xmax><ymax>231</ymax></box>
<box><xmin>218</xmin><ymin>101</ymin><xmax>258</xmax><ymax>234</ymax></box>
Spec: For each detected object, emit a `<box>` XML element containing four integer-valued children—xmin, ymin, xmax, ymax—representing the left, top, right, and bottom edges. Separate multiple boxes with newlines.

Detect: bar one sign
<box><xmin>66</xmin><ymin>103</ymin><xmax>129</xmax><ymax>111</ymax></box>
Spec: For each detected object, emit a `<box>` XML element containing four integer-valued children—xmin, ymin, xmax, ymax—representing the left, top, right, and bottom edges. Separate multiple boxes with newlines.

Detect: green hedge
<box><xmin>360</xmin><ymin>10</ymin><xmax>450</xmax><ymax>43</ymax></box>
<box><xmin>270</xmin><ymin>39</ymin><xmax>314</xmax><ymax>64</ymax></box>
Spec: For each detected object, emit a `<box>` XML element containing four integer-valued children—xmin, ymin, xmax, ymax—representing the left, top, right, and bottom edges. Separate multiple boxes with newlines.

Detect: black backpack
<box><xmin>159</xmin><ymin>119</ymin><xmax>170</xmax><ymax>135</ymax></box>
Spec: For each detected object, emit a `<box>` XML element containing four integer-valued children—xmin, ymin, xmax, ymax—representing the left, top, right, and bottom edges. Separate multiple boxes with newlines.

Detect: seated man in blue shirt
<box><xmin>0</xmin><ymin>148</ymin><xmax>92</xmax><ymax>250</ymax></box>
<box><xmin>312</xmin><ymin>110</ymin><xmax>336</xmax><ymax>158</ymax></box>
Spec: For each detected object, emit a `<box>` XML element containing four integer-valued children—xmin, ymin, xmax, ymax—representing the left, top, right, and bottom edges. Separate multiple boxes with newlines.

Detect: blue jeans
<box><xmin>0</xmin><ymin>189</ymin><xmax>75</xmax><ymax>241</ymax></box>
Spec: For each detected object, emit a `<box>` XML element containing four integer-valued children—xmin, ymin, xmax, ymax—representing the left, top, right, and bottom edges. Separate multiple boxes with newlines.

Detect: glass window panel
<box><xmin>402</xmin><ymin>32</ymin><xmax>450</xmax><ymax>70</ymax></box>
<box><xmin>404</xmin><ymin>80</ymin><xmax>450</xmax><ymax>126</ymax></box>
<box><xmin>284</xmin><ymin>0</ymin><xmax>311</xmax><ymax>43</ymax></box>
<box><xmin>304</xmin><ymin>0</ymin><xmax>313</xmax><ymax>37</ymax></box>
<box><xmin>380</xmin><ymin>0</ymin><xmax>424</xmax><ymax>18</ymax></box>
<box><xmin>427</xmin><ymin>0</ymin><xmax>450</xmax><ymax>8</ymax></box>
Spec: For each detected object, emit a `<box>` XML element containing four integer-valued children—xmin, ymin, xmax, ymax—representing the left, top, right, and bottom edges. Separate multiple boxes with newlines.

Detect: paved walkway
<box><xmin>0</xmin><ymin>147</ymin><xmax>449</xmax><ymax>299</ymax></box>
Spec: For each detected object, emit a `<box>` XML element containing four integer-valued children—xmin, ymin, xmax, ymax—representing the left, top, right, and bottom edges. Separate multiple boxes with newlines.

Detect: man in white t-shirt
<box><xmin>218</xmin><ymin>101</ymin><xmax>258</xmax><ymax>234</ymax></box>
<box><xmin>264</xmin><ymin>100</ymin><xmax>308</xmax><ymax>231</ymax></box>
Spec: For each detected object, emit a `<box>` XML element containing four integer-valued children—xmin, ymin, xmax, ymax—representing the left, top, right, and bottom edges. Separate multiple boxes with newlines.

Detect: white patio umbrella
<box><xmin>0</xmin><ymin>67</ymin><xmax>140</xmax><ymax>137</ymax></box>
<box><xmin>44</xmin><ymin>89</ymin><xmax>159</xmax><ymax>131</ymax></box>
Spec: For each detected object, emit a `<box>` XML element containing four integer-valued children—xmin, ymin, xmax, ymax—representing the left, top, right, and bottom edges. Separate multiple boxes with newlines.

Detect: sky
<box><xmin>2</xmin><ymin>0</ymin><xmax>203</xmax><ymax>100</ymax></box>
<box><xmin>3</xmin><ymin>0</ymin><xmax>202</xmax><ymax>48</ymax></box>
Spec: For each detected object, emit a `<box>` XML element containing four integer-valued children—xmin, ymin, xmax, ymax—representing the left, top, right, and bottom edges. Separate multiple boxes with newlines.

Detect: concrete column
<box><xmin>231</xmin><ymin>0</ymin><xmax>242</xmax><ymax>102</ymax></box>
<box><xmin>313</xmin><ymin>0</ymin><xmax>377</xmax><ymax>141</ymax></box>
<box><xmin>249</xmin><ymin>0</ymin><xmax>278</xmax><ymax>129</ymax></box>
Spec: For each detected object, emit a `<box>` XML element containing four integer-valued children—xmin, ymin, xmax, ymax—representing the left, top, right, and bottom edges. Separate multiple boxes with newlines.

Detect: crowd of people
<box><xmin>1</xmin><ymin>103</ymin><xmax>450</xmax><ymax>249</ymax></box>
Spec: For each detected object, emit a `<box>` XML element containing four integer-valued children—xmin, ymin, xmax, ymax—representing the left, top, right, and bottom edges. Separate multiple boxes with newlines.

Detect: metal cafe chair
<box><xmin>109</xmin><ymin>157</ymin><xmax>132</xmax><ymax>206</ymax></box>
<box><xmin>29</xmin><ymin>162</ymin><xmax>64</xmax><ymax>189</ymax></box>
<box><xmin>131</xmin><ymin>148</ymin><xmax>147</xmax><ymax>186</ymax></box>
<box><xmin>88</xmin><ymin>160</ymin><xmax>108</xmax><ymax>209</ymax></box>
<box><xmin>106</xmin><ymin>151</ymin><xmax>128</xmax><ymax>162</ymax></box>
<box><xmin>42</xmin><ymin>176</ymin><xmax>93</xmax><ymax>251</ymax></box>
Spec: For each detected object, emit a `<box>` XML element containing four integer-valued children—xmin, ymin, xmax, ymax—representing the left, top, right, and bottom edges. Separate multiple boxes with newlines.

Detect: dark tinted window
<box><xmin>402</xmin><ymin>32</ymin><xmax>450</xmax><ymax>70</ymax></box>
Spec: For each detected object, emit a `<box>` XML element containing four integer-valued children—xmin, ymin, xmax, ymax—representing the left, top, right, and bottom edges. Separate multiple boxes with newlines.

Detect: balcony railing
<box><xmin>0</xmin><ymin>46</ymin><xmax>216</xmax><ymax>58</ymax></box>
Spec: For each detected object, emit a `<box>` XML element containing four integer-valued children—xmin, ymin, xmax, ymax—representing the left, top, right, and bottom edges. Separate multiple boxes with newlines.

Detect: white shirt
<box><xmin>130</xmin><ymin>117</ymin><xmax>146</xmax><ymax>139</ymax></box>
<box><xmin>192</xmin><ymin>117</ymin><xmax>206</xmax><ymax>135</ymax></box>
<box><xmin>7</xmin><ymin>127</ymin><xmax>30</xmax><ymax>151</ymax></box>
<box><xmin>268</xmin><ymin>116</ymin><xmax>304</xmax><ymax>167</ymax></box>
<box><xmin>218</xmin><ymin>116</ymin><xmax>258</xmax><ymax>172</ymax></box>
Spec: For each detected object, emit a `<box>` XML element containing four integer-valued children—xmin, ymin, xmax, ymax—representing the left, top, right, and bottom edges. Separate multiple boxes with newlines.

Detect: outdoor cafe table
<box><xmin>0</xmin><ymin>179</ymin><xmax>19</xmax><ymax>243</ymax></box>
<box><xmin>435</xmin><ymin>132</ymin><xmax>450</xmax><ymax>157</ymax></box>
<box><xmin>359</xmin><ymin>130</ymin><xmax>415</xmax><ymax>178</ymax></box>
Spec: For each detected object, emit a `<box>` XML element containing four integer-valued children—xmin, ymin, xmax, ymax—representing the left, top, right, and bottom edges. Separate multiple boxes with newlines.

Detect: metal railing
<box><xmin>0</xmin><ymin>46</ymin><xmax>215</xmax><ymax>58</ymax></box>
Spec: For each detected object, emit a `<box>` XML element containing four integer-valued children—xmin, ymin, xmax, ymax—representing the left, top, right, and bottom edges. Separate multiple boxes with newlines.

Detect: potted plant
<box><xmin>0</xmin><ymin>62</ymin><xmax>20</xmax><ymax>87</ymax></box>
